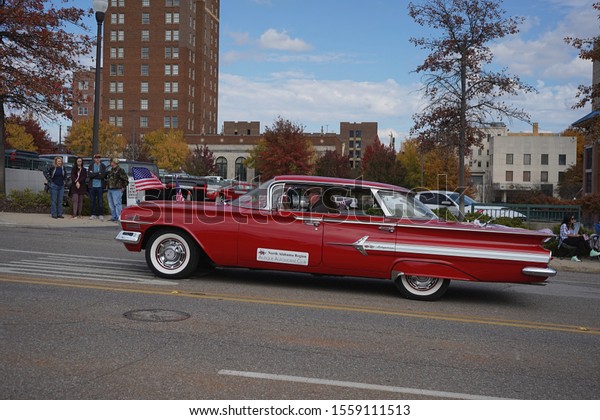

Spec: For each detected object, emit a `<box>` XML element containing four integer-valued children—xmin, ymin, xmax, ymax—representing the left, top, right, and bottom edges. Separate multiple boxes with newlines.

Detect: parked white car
<box><xmin>416</xmin><ymin>190</ymin><xmax>526</xmax><ymax>220</ymax></box>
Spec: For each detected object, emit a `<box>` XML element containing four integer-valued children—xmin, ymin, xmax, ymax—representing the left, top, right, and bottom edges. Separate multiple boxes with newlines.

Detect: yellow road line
<box><xmin>1</xmin><ymin>275</ymin><xmax>599</xmax><ymax>335</ymax></box>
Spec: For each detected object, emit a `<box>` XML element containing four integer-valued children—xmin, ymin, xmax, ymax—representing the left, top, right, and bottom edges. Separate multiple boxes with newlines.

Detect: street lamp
<box><xmin>91</xmin><ymin>0</ymin><xmax>109</xmax><ymax>156</ymax></box>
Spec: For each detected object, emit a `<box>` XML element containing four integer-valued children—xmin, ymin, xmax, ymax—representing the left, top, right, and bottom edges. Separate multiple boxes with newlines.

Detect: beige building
<box><xmin>187</xmin><ymin>121</ymin><xmax>344</xmax><ymax>181</ymax></box>
<box><xmin>468</xmin><ymin>123</ymin><xmax>577</xmax><ymax>202</ymax></box>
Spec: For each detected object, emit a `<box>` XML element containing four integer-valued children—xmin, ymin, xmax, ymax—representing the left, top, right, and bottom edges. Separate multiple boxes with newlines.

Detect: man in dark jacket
<box><xmin>88</xmin><ymin>154</ymin><xmax>107</xmax><ymax>220</ymax></box>
<box><xmin>105</xmin><ymin>158</ymin><xmax>129</xmax><ymax>222</ymax></box>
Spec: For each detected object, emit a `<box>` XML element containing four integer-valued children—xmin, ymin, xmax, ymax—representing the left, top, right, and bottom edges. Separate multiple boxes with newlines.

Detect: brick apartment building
<box><xmin>90</xmin><ymin>0</ymin><xmax>219</xmax><ymax>140</ymax></box>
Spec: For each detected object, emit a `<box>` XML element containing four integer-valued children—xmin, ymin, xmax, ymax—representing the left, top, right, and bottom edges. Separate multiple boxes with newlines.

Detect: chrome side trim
<box><xmin>394</xmin><ymin>243</ymin><xmax>551</xmax><ymax>264</ymax></box>
<box><xmin>329</xmin><ymin>235</ymin><xmax>552</xmax><ymax>264</ymax></box>
<box><xmin>115</xmin><ymin>231</ymin><xmax>142</xmax><ymax>245</ymax></box>
<box><xmin>522</xmin><ymin>267</ymin><xmax>557</xmax><ymax>277</ymax></box>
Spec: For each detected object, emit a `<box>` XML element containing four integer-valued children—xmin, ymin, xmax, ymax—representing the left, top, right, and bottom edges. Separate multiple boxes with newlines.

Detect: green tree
<box><xmin>247</xmin><ymin>117</ymin><xmax>314</xmax><ymax>179</ymax></box>
<box><xmin>408</xmin><ymin>0</ymin><xmax>534</xmax><ymax>219</ymax></box>
<box><xmin>145</xmin><ymin>129</ymin><xmax>190</xmax><ymax>171</ymax></box>
<box><xmin>314</xmin><ymin>150</ymin><xmax>352</xmax><ymax>178</ymax></box>
<box><xmin>65</xmin><ymin>118</ymin><xmax>125</xmax><ymax>157</ymax></box>
<box><xmin>557</xmin><ymin>128</ymin><xmax>585</xmax><ymax>199</ymax></box>
<box><xmin>361</xmin><ymin>137</ymin><xmax>405</xmax><ymax>185</ymax></box>
<box><xmin>6</xmin><ymin>114</ymin><xmax>54</xmax><ymax>153</ymax></box>
<box><xmin>185</xmin><ymin>144</ymin><xmax>217</xmax><ymax>176</ymax></box>
<box><xmin>0</xmin><ymin>0</ymin><xmax>93</xmax><ymax>194</ymax></box>
<box><xmin>5</xmin><ymin>123</ymin><xmax>35</xmax><ymax>151</ymax></box>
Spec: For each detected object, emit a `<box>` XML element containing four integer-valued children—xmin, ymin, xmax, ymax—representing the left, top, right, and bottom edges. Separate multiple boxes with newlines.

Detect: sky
<box><xmin>50</xmin><ymin>0</ymin><xmax>598</xmax><ymax>148</ymax></box>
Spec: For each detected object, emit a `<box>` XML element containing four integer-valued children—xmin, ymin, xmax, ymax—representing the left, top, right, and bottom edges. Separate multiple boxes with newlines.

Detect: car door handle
<box><xmin>379</xmin><ymin>225</ymin><xmax>395</xmax><ymax>233</ymax></box>
<box><xmin>304</xmin><ymin>220</ymin><xmax>321</xmax><ymax>228</ymax></box>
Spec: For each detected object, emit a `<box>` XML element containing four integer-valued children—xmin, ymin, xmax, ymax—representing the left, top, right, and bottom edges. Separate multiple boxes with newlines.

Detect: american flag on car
<box><xmin>132</xmin><ymin>167</ymin><xmax>164</xmax><ymax>191</ymax></box>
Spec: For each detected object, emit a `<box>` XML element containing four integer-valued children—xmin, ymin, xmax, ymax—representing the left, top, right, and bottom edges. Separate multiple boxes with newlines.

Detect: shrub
<box><xmin>0</xmin><ymin>189</ymin><xmax>51</xmax><ymax>213</ymax></box>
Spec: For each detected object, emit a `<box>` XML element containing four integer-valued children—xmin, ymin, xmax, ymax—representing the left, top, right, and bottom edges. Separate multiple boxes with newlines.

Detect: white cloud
<box><xmin>258</xmin><ymin>29</ymin><xmax>312</xmax><ymax>52</ymax></box>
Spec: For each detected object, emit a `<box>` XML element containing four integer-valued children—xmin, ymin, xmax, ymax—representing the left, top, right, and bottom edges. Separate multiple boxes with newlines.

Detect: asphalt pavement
<box><xmin>1</xmin><ymin>211</ymin><xmax>599</xmax><ymax>274</ymax></box>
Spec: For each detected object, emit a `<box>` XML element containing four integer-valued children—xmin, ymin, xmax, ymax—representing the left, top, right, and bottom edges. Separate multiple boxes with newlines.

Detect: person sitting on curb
<box><xmin>560</xmin><ymin>214</ymin><xmax>600</xmax><ymax>262</ymax></box>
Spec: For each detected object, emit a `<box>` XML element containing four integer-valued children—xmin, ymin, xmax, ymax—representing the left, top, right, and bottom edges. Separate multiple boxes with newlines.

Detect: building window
<box><xmin>523</xmin><ymin>171</ymin><xmax>531</xmax><ymax>182</ymax></box>
<box><xmin>541</xmin><ymin>171</ymin><xmax>549</xmax><ymax>183</ymax></box>
<box><xmin>349</xmin><ymin>140</ymin><xmax>354</xmax><ymax>149</ymax></box>
<box><xmin>78</xmin><ymin>107</ymin><xmax>89</xmax><ymax>116</ymax></box>
<box><xmin>141</xmin><ymin>47</ymin><xmax>149</xmax><ymax>59</ymax></box>
<box><xmin>165</xmin><ymin>65</ymin><xmax>171</xmax><ymax>76</ymax></box>
<box><xmin>164</xmin><ymin>116</ymin><xmax>171</xmax><ymax>128</ymax></box>
<box><xmin>355</xmin><ymin>130</ymin><xmax>362</xmax><ymax>138</ymax></box>
<box><xmin>172</xmin><ymin>82</ymin><xmax>178</xmax><ymax>92</ymax></box>
<box><xmin>141</xmin><ymin>13</ymin><xmax>150</xmax><ymax>24</ymax></box>
<box><xmin>506</xmin><ymin>171</ymin><xmax>513</xmax><ymax>182</ymax></box>
<box><xmin>172</xmin><ymin>116</ymin><xmax>178</xmax><ymax>128</ymax></box>
<box><xmin>140</xmin><ymin>116</ymin><xmax>148</xmax><ymax>128</ymax></box>
<box><xmin>541</xmin><ymin>154</ymin><xmax>549</xmax><ymax>165</ymax></box>
<box><xmin>140</xmin><ymin>99</ymin><xmax>148</xmax><ymax>110</ymax></box>
<box><xmin>349</xmin><ymin>130</ymin><xmax>354</xmax><ymax>138</ymax></box>
<box><xmin>506</xmin><ymin>154</ymin><xmax>513</xmax><ymax>165</ymax></box>
<box><xmin>78</xmin><ymin>81</ymin><xmax>90</xmax><ymax>90</ymax></box>
<box><xmin>558</xmin><ymin>171</ymin><xmax>566</xmax><ymax>183</ymax></box>
<box><xmin>172</xmin><ymin>99</ymin><xmax>178</xmax><ymax>110</ymax></box>
<box><xmin>355</xmin><ymin>140</ymin><xmax>361</xmax><ymax>149</ymax></box>
<box><xmin>140</xmin><ymin>82</ymin><xmax>148</xmax><ymax>93</ymax></box>
<box><xmin>164</xmin><ymin>99</ymin><xmax>171</xmax><ymax>110</ymax></box>
<box><xmin>141</xmin><ymin>64</ymin><xmax>149</xmax><ymax>76</ymax></box>
<box><xmin>235</xmin><ymin>157</ymin><xmax>247</xmax><ymax>181</ymax></box>
<box><xmin>142</xmin><ymin>0</ymin><xmax>149</xmax><ymax>6</ymax></box>
<box><xmin>523</xmin><ymin>154</ymin><xmax>531</xmax><ymax>165</ymax></box>
<box><xmin>164</xmin><ymin>82</ymin><xmax>171</xmax><ymax>93</ymax></box>
<box><xmin>141</xmin><ymin>30</ymin><xmax>149</xmax><ymax>42</ymax></box>
<box><xmin>216</xmin><ymin>157</ymin><xmax>227</xmax><ymax>178</ymax></box>
<box><xmin>558</xmin><ymin>154</ymin><xmax>566</xmax><ymax>165</ymax></box>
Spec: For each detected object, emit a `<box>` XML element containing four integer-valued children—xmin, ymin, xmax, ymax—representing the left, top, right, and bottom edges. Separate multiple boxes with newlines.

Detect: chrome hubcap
<box><xmin>156</xmin><ymin>239</ymin><xmax>187</xmax><ymax>270</ymax></box>
<box><xmin>405</xmin><ymin>276</ymin><xmax>439</xmax><ymax>292</ymax></box>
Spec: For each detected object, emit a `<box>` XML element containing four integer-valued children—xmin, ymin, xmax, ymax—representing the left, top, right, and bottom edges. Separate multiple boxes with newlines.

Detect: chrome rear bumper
<box><xmin>522</xmin><ymin>266</ymin><xmax>557</xmax><ymax>278</ymax></box>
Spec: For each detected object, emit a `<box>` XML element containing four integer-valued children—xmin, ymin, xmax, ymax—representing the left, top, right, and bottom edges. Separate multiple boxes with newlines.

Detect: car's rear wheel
<box><xmin>145</xmin><ymin>229</ymin><xmax>198</xmax><ymax>279</ymax></box>
<box><xmin>394</xmin><ymin>275</ymin><xmax>450</xmax><ymax>301</ymax></box>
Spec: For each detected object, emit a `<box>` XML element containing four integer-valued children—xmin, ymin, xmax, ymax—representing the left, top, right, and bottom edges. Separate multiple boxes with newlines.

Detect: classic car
<box><xmin>115</xmin><ymin>175</ymin><xmax>556</xmax><ymax>301</ymax></box>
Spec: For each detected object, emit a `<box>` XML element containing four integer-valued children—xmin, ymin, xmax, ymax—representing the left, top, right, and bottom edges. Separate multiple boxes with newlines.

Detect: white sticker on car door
<box><xmin>256</xmin><ymin>248</ymin><xmax>309</xmax><ymax>266</ymax></box>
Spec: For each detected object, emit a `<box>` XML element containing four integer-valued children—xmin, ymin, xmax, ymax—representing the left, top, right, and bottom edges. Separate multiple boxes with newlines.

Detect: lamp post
<box><xmin>92</xmin><ymin>0</ymin><xmax>109</xmax><ymax>156</ymax></box>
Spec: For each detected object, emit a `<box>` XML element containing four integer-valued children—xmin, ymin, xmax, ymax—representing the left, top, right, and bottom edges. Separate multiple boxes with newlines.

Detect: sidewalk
<box><xmin>0</xmin><ymin>211</ymin><xmax>118</xmax><ymax>229</ymax></box>
<box><xmin>1</xmin><ymin>211</ymin><xmax>599</xmax><ymax>274</ymax></box>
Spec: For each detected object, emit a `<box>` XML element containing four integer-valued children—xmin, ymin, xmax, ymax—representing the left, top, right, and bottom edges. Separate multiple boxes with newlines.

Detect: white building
<box><xmin>468</xmin><ymin>123</ymin><xmax>577</xmax><ymax>202</ymax></box>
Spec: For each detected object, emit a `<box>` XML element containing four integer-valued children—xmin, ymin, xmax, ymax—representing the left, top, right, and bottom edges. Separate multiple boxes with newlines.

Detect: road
<box><xmin>0</xmin><ymin>225</ymin><xmax>599</xmax><ymax>400</ymax></box>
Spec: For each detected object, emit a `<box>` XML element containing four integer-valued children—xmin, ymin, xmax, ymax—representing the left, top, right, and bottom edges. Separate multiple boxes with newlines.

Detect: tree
<box><xmin>361</xmin><ymin>136</ymin><xmax>405</xmax><ymax>185</ymax></box>
<box><xmin>65</xmin><ymin>118</ymin><xmax>126</xmax><ymax>157</ymax></box>
<box><xmin>0</xmin><ymin>0</ymin><xmax>93</xmax><ymax>194</ymax></box>
<box><xmin>185</xmin><ymin>144</ymin><xmax>217</xmax><ymax>176</ymax></box>
<box><xmin>144</xmin><ymin>129</ymin><xmax>190</xmax><ymax>172</ymax></box>
<box><xmin>314</xmin><ymin>150</ymin><xmax>352</xmax><ymax>178</ymax></box>
<box><xmin>557</xmin><ymin>128</ymin><xmax>585</xmax><ymax>199</ymax></box>
<box><xmin>408</xmin><ymin>0</ymin><xmax>534</xmax><ymax>219</ymax></box>
<box><xmin>5</xmin><ymin>123</ymin><xmax>35</xmax><ymax>151</ymax></box>
<box><xmin>247</xmin><ymin>117</ymin><xmax>314</xmax><ymax>179</ymax></box>
<box><xmin>6</xmin><ymin>114</ymin><xmax>54</xmax><ymax>153</ymax></box>
<box><xmin>564</xmin><ymin>3</ymin><xmax>600</xmax><ymax>112</ymax></box>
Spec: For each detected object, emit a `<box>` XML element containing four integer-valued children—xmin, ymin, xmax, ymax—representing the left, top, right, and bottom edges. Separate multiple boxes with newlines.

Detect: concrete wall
<box><xmin>6</xmin><ymin>168</ymin><xmax>47</xmax><ymax>194</ymax></box>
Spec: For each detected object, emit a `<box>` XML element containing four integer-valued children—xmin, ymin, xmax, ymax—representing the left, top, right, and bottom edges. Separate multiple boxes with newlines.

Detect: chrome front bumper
<box><xmin>115</xmin><ymin>231</ymin><xmax>142</xmax><ymax>245</ymax></box>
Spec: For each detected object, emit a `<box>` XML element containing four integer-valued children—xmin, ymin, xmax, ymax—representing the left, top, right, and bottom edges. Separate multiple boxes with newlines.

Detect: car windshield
<box><xmin>377</xmin><ymin>190</ymin><xmax>437</xmax><ymax>219</ymax></box>
<box><xmin>448</xmin><ymin>192</ymin><xmax>476</xmax><ymax>206</ymax></box>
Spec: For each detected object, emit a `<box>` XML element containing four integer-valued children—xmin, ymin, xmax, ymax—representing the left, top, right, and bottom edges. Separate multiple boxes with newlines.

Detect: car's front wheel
<box><xmin>394</xmin><ymin>275</ymin><xmax>450</xmax><ymax>301</ymax></box>
<box><xmin>145</xmin><ymin>229</ymin><xmax>199</xmax><ymax>279</ymax></box>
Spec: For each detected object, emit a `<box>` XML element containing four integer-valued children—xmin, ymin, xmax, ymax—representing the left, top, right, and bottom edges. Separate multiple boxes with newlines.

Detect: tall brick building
<box><xmin>98</xmin><ymin>0</ymin><xmax>219</xmax><ymax>140</ymax></box>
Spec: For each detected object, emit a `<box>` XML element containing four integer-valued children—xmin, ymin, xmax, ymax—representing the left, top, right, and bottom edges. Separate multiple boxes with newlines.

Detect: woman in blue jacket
<box><xmin>45</xmin><ymin>157</ymin><xmax>68</xmax><ymax>219</ymax></box>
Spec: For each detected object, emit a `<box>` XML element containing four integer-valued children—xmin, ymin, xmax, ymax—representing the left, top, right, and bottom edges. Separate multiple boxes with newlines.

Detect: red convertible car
<box><xmin>116</xmin><ymin>176</ymin><xmax>556</xmax><ymax>300</ymax></box>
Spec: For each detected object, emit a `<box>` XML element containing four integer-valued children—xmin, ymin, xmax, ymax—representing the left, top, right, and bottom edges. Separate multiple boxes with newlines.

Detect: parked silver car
<box><xmin>416</xmin><ymin>190</ymin><xmax>526</xmax><ymax>220</ymax></box>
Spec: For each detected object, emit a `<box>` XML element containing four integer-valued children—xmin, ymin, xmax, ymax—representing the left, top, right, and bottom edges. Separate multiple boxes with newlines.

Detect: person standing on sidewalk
<box><xmin>87</xmin><ymin>154</ymin><xmax>106</xmax><ymax>221</ymax></box>
<box><xmin>105</xmin><ymin>158</ymin><xmax>129</xmax><ymax>222</ymax></box>
<box><xmin>44</xmin><ymin>157</ymin><xmax>68</xmax><ymax>219</ymax></box>
<box><xmin>70</xmin><ymin>157</ymin><xmax>88</xmax><ymax>219</ymax></box>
